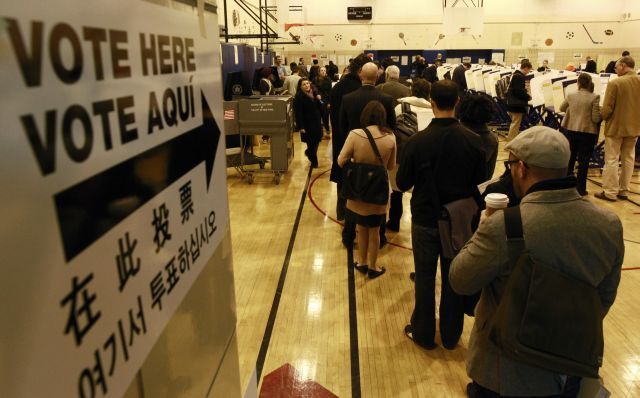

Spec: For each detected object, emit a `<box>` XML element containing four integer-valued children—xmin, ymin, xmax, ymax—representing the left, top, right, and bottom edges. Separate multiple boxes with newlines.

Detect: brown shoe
<box><xmin>595</xmin><ymin>192</ymin><xmax>616</xmax><ymax>202</ymax></box>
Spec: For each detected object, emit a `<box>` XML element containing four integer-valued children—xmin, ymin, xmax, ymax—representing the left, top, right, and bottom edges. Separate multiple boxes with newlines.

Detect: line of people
<box><xmin>325</xmin><ymin>53</ymin><xmax>628</xmax><ymax>397</ymax></box>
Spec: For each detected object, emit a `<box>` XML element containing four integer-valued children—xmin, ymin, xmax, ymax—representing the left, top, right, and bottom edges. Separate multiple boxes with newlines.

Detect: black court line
<box><xmin>255</xmin><ymin>167</ymin><xmax>313</xmax><ymax>383</ymax></box>
<box><xmin>347</xmin><ymin>248</ymin><xmax>362</xmax><ymax>398</ymax></box>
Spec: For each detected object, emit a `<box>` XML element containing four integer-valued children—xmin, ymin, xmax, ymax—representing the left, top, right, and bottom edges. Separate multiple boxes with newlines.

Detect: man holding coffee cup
<box><xmin>449</xmin><ymin>126</ymin><xmax>624</xmax><ymax>397</ymax></box>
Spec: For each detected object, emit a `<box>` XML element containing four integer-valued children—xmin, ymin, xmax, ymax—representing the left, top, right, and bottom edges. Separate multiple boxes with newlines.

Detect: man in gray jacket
<box><xmin>450</xmin><ymin>126</ymin><xmax>624</xmax><ymax>397</ymax></box>
<box><xmin>376</xmin><ymin>65</ymin><xmax>411</xmax><ymax>107</ymax></box>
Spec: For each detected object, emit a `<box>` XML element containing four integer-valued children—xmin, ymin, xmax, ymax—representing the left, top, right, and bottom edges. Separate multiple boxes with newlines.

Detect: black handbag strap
<box><xmin>503</xmin><ymin>205</ymin><xmax>526</xmax><ymax>261</ymax></box>
<box><xmin>362</xmin><ymin>127</ymin><xmax>385</xmax><ymax>166</ymax></box>
<box><xmin>401</xmin><ymin>101</ymin><xmax>412</xmax><ymax>115</ymax></box>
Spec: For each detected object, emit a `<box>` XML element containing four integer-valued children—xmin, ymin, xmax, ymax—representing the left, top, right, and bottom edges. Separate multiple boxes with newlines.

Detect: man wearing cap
<box><xmin>596</xmin><ymin>56</ymin><xmax>640</xmax><ymax>202</ymax></box>
<box><xmin>450</xmin><ymin>126</ymin><xmax>624</xmax><ymax>397</ymax></box>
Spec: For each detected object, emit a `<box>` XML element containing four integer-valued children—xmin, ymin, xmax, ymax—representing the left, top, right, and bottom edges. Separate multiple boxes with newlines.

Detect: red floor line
<box><xmin>307</xmin><ymin>168</ymin><xmax>413</xmax><ymax>251</ymax></box>
<box><xmin>306</xmin><ymin>169</ymin><xmax>639</xmax><ymax>271</ymax></box>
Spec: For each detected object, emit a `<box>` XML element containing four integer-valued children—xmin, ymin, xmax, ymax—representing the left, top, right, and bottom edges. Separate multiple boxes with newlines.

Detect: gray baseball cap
<box><xmin>504</xmin><ymin>126</ymin><xmax>570</xmax><ymax>168</ymax></box>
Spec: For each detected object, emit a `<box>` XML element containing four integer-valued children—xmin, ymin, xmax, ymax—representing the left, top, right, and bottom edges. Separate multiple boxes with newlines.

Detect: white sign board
<box><xmin>401</xmin><ymin>56</ymin><xmax>409</xmax><ymax>66</ymax></box>
<box><xmin>0</xmin><ymin>1</ymin><xmax>228</xmax><ymax>397</ymax></box>
<box><xmin>538</xmin><ymin>52</ymin><xmax>555</xmax><ymax>64</ymax></box>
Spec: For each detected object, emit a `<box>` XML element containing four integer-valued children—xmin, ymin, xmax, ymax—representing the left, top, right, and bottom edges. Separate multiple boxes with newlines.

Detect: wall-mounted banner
<box><xmin>0</xmin><ymin>1</ymin><xmax>227</xmax><ymax>397</ymax></box>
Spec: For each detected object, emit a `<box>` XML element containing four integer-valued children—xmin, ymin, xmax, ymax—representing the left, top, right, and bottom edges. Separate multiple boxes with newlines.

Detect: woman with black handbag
<box><xmin>294</xmin><ymin>78</ymin><xmax>324</xmax><ymax>168</ymax></box>
<box><xmin>338</xmin><ymin>101</ymin><xmax>396</xmax><ymax>279</ymax></box>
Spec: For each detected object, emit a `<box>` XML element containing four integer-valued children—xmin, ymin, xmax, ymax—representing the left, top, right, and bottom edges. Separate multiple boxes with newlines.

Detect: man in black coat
<box><xmin>339</xmin><ymin>62</ymin><xmax>397</xmax><ymax>247</ymax></box>
<box><xmin>422</xmin><ymin>60</ymin><xmax>441</xmax><ymax>83</ymax></box>
<box><xmin>452</xmin><ymin>62</ymin><xmax>471</xmax><ymax>95</ymax></box>
<box><xmin>584</xmin><ymin>56</ymin><xmax>597</xmax><ymax>73</ymax></box>
<box><xmin>329</xmin><ymin>54</ymin><xmax>369</xmax><ymax>220</ymax></box>
<box><xmin>506</xmin><ymin>60</ymin><xmax>532</xmax><ymax>141</ymax></box>
<box><xmin>396</xmin><ymin>79</ymin><xmax>486</xmax><ymax>350</ymax></box>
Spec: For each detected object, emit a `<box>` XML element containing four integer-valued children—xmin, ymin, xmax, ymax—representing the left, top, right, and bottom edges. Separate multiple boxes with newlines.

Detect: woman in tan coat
<box><xmin>338</xmin><ymin>101</ymin><xmax>396</xmax><ymax>278</ymax></box>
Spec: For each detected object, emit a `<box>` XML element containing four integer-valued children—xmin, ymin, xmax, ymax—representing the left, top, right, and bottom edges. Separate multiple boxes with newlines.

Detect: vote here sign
<box><xmin>0</xmin><ymin>1</ymin><xmax>229</xmax><ymax>397</ymax></box>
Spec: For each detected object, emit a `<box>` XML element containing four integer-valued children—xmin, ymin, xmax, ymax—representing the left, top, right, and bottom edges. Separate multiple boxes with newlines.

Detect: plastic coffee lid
<box><xmin>485</xmin><ymin>193</ymin><xmax>509</xmax><ymax>208</ymax></box>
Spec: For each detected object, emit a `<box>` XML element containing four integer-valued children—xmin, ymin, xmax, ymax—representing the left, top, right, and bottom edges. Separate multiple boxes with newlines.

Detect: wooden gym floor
<box><xmin>227</xmin><ymin>134</ymin><xmax>640</xmax><ymax>398</ymax></box>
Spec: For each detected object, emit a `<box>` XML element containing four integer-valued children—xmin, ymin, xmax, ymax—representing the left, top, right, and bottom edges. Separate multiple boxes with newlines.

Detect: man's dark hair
<box><xmin>260</xmin><ymin>67</ymin><xmax>272</xmax><ymax>79</ymax></box>
<box><xmin>313</xmin><ymin>59</ymin><xmax>319</xmax><ymax>65</ymax></box>
<box><xmin>411</xmin><ymin>78</ymin><xmax>431</xmax><ymax>100</ymax></box>
<box><xmin>349</xmin><ymin>53</ymin><xmax>370</xmax><ymax>74</ymax></box>
<box><xmin>430</xmin><ymin>80</ymin><xmax>459</xmax><ymax>110</ymax></box>
<box><xmin>622</xmin><ymin>50</ymin><xmax>630</xmax><ymax>57</ymax></box>
<box><xmin>577</xmin><ymin>73</ymin><xmax>595</xmax><ymax>93</ymax></box>
<box><xmin>463</xmin><ymin>62</ymin><xmax>472</xmax><ymax>68</ymax></box>
<box><xmin>290</xmin><ymin>64</ymin><xmax>299</xmax><ymax>73</ymax></box>
<box><xmin>456</xmin><ymin>93</ymin><xmax>497</xmax><ymax>124</ymax></box>
<box><xmin>521</xmin><ymin>60</ymin><xmax>533</xmax><ymax>69</ymax></box>
<box><xmin>381</xmin><ymin>57</ymin><xmax>395</xmax><ymax>69</ymax></box>
<box><xmin>360</xmin><ymin>100</ymin><xmax>391</xmax><ymax>133</ymax></box>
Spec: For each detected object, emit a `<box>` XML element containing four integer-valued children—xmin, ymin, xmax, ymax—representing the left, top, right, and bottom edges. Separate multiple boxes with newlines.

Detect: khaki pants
<box><xmin>602</xmin><ymin>136</ymin><xmax>638</xmax><ymax>199</ymax></box>
<box><xmin>507</xmin><ymin>112</ymin><xmax>524</xmax><ymax>141</ymax></box>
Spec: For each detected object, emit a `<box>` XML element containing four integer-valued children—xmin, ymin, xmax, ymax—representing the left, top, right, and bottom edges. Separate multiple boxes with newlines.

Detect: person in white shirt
<box><xmin>282</xmin><ymin>64</ymin><xmax>301</xmax><ymax>96</ymax></box>
<box><xmin>395</xmin><ymin>78</ymin><xmax>434</xmax><ymax>130</ymax></box>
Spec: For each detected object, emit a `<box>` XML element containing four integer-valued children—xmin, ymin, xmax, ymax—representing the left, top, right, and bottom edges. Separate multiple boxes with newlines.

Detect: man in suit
<box><xmin>596</xmin><ymin>56</ymin><xmax>640</xmax><ymax>201</ymax></box>
<box><xmin>340</xmin><ymin>62</ymin><xmax>397</xmax><ymax>247</ymax></box>
<box><xmin>330</xmin><ymin>53</ymin><xmax>369</xmax><ymax>222</ymax></box>
<box><xmin>452</xmin><ymin>62</ymin><xmax>471</xmax><ymax>94</ymax></box>
<box><xmin>376</xmin><ymin>65</ymin><xmax>411</xmax><ymax>107</ymax></box>
<box><xmin>450</xmin><ymin>127</ymin><xmax>623</xmax><ymax>397</ymax></box>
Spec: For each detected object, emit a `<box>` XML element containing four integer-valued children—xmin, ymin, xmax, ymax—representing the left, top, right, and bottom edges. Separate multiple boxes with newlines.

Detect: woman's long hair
<box><xmin>360</xmin><ymin>100</ymin><xmax>393</xmax><ymax>135</ymax></box>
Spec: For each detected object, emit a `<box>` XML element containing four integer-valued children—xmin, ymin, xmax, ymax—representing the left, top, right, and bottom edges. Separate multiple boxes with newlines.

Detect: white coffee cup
<box><xmin>485</xmin><ymin>193</ymin><xmax>509</xmax><ymax>215</ymax></box>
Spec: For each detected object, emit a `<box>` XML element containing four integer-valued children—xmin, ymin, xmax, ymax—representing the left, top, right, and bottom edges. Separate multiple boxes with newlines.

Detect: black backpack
<box><xmin>394</xmin><ymin>102</ymin><xmax>419</xmax><ymax>162</ymax></box>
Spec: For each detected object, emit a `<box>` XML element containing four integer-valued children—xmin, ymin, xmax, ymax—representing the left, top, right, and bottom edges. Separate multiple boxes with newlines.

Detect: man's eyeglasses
<box><xmin>504</xmin><ymin>159</ymin><xmax>519</xmax><ymax>170</ymax></box>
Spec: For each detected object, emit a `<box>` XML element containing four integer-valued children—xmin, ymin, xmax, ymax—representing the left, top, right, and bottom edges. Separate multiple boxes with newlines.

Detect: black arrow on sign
<box><xmin>54</xmin><ymin>92</ymin><xmax>221</xmax><ymax>262</ymax></box>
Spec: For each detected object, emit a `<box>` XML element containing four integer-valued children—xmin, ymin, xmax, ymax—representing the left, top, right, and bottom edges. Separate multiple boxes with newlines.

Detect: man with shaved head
<box><xmin>339</xmin><ymin>61</ymin><xmax>397</xmax><ymax>248</ymax></box>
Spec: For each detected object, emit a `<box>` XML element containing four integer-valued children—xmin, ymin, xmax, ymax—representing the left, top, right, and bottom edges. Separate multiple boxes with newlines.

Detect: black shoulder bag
<box><xmin>489</xmin><ymin>206</ymin><xmax>604</xmax><ymax>378</ymax></box>
<box><xmin>341</xmin><ymin>128</ymin><xmax>389</xmax><ymax>205</ymax></box>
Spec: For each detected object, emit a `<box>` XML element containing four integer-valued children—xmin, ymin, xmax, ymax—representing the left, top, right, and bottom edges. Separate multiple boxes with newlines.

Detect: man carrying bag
<box><xmin>397</xmin><ymin>80</ymin><xmax>486</xmax><ymax>350</ymax></box>
<box><xmin>450</xmin><ymin>127</ymin><xmax>624</xmax><ymax>397</ymax></box>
